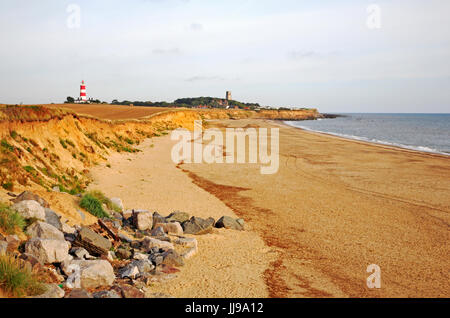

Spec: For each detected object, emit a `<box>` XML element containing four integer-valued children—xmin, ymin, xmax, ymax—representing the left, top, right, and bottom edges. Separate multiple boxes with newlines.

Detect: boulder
<box><xmin>174</xmin><ymin>237</ymin><xmax>198</xmax><ymax>248</ymax></box>
<box><xmin>62</xmin><ymin>223</ymin><xmax>76</xmax><ymax>234</ymax></box>
<box><xmin>119</xmin><ymin>285</ymin><xmax>145</xmax><ymax>298</ymax></box>
<box><xmin>166</xmin><ymin>211</ymin><xmax>190</xmax><ymax>224</ymax></box>
<box><xmin>62</xmin><ymin>260</ymin><xmax>115</xmax><ymax>289</ymax></box>
<box><xmin>12</xmin><ymin>200</ymin><xmax>45</xmax><ymax>220</ymax></box>
<box><xmin>44</xmin><ymin>208</ymin><xmax>63</xmax><ymax>231</ymax></box>
<box><xmin>141</xmin><ymin>237</ymin><xmax>174</xmax><ymax>252</ymax></box>
<box><xmin>11</xmin><ymin>191</ymin><xmax>50</xmax><ymax>208</ymax></box>
<box><xmin>110</xmin><ymin>198</ymin><xmax>124</xmax><ymax>212</ymax></box>
<box><xmin>152</xmin><ymin>212</ymin><xmax>166</xmax><ymax>229</ymax></box>
<box><xmin>73</xmin><ymin>227</ymin><xmax>112</xmax><ymax>256</ymax></box>
<box><xmin>70</xmin><ymin>247</ymin><xmax>95</xmax><ymax>260</ymax></box>
<box><xmin>162</xmin><ymin>249</ymin><xmax>184</xmax><ymax>267</ymax></box>
<box><xmin>5</xmin><ymin>235</ymin><xmax>20</xmax><ymax>253</ymax></box>
<box><xmin>122</xmin><ymin>209</ymin><xmax>133</xmax><ymax>219</ymax></box>
<box><xmin>27</xmin><ymin>221</ymin><xmax>65</xmax><ymax>241</ymax></box>
<box><xmin>150</xmin><ymin>226</ymin><xmax>166</xmax><ymax>238</ymax></box>
<box><xmin>182</xmin><ymin>217</ymin><xmax>215</xmax><ymax>235</ymax></box>
<box><xmin>25</xmin><ymin>238</ymin><xmax>70</xmax><ymax>264</ymax></box>
<box><xmin>154</xmin><ymin>222</ymin><xmax>183</xmax><ymax>236</ymax></box>
<box><xmin>19</xmin><ymin>253</ymin><xmax>42</xmax><ymax>267</ymax></box>
<box><xmin>119</xmin><ymin>264</ymin><xmax>140</xmax><ymax>279</ymax></box>
<box><xmin>116</xmin><ymin>247</ymin><xmax>132</xmax><ymax>259</ymax></box>
<box><xmin>119</xmin><ymin>233</ymin><xmax>133</xmax><ymax>243</ymax></box>
<box><xmin>93</xmin><ymin>290</ymin><xmax>121</xmax><ymax>298</ymax></box>
<box><xmin>133</xmin><ymin>252</ymin><xmax>149</xmax><ymax>261</ymax></box>
<box><xmin>132</xmin><ymin>210</ymin><xmax>153</xmax><ymax>231</ymax></box>
<box><xmin>66</xmin><ymin>289</ymin><xmax>93</xmax><ymax>298</ymax></box>
<box><xmin>215</xmin><ymin>216</ymin><xmax>244</xmax><ymax>231</ymax></box>
<box><xmin>33</xmin><ymin>284</ymin><xmax>65</xmax><ymax>298</ymax></box>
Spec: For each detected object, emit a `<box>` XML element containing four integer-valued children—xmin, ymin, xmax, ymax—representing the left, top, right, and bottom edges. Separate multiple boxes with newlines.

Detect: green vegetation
<box><xmin>1</xmin><ymin>139</ymin><xmax>14</xmax><ymax>153</ymax></box>
<box><xmin>0</xmin><ymin>203</ymin><xmax>25</xmax><ymax>235</ymax></box>
<box><xmin>23</xmin><ymin>166</ymin><xmax>36</xmax><ymax>174</ymax></box>
<box><xmin>65</xmin><ymin>139</ymin><xmax>75</xmax><ymax>147</ymax></box>
<box><xmin>79</xmin><ymin>193</ymin><xmax>110</xmax><ymax>219</ymax></box>
<box><xmin>59</xmin><ymin>139</ymin><xmax>67</xmax><ymax>149</ymax></box>
<box><xmin>1</xmin><ymin>182</ymin><xmax>13</xmax><ymax>191</ymax></box>
<box><xmin>9</xmin><ymin>131</ymin><xmax>18</xmax><ymax>140</ymax></box>
<box><xmin>0</xmin><ymin>254</ymin><xmax>46</xmax><ymax>297</ymax></box>
<box><xmin>86</xmin><ymin>190</ymin><xmax>121</xmax><ymax>212</ymax></box>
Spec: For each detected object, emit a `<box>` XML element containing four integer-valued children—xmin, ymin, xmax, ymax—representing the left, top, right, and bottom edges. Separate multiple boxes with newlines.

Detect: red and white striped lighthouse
<box><xmin>80</xmin><ymin>80</ymin><xmax>87</xmax><ymax>102</ymax></box>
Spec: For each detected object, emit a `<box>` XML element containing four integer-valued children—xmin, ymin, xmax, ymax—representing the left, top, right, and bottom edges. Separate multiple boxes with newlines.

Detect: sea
<box><xmin>285</xmin><ymin>113</ymin><xmax>450</xmax><ymax>156</ymax></box>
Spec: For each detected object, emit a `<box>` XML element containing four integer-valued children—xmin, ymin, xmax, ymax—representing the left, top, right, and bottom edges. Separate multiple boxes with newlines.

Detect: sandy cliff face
<box><xmin>0</xmin><ymin>106</ymin><xmax>200</xmax><ymax>194</ymax></box>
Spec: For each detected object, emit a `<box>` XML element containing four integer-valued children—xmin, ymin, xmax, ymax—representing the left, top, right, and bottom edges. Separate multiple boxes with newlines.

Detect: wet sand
<box><xmin>90</xmin><ymin>118</ymin><xmax>449</xmax><ymax>298</ymax></box>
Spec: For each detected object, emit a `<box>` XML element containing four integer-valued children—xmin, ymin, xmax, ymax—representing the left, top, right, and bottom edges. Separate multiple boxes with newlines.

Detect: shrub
<box><xmin>0</xmin><ymin>203</ymin><xmax>25</xmax><ymax>235</ymax></box>
<box><xmin>79</xmin><ymin>194</ymin><xmax>110</xmax><ymax>218</ymax></box>
<box><xmin>0</xmin><ymin>254</ymin><xmax>46</xmax><ymax>297</ymax></box>
<box><xmin>1</xmin><ymin>182</ymin><xmax>13</xmax><ymax>191</ymax></box>
<box><xmin>59</xmin><ymin>139</ymin><xmax>67</xmax><ymax>149</ymax></box>
<box><xmin>0</xmin><ymin>139</ymin><xmax>14</xmax><ymax>152</ymax></box>
<box><xmin>9</xmin><ymin>131</ymin><xmax>18</xmax><ymax>140</ymax></box>
<box><xmin>86</xmin><ymin>190</ymin><xmax>121</xmax><ymax>212</ymax></box>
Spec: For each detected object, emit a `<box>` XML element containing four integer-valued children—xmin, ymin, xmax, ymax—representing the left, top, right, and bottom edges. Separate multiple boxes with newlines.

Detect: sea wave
<box><xmin>284</xmin><ymin>121</ymin><xmax>450</xmax><ymax>156</ymax></box>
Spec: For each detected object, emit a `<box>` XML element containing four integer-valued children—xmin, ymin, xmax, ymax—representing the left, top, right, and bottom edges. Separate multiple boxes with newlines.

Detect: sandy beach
<box><xmin>89</xmin><ymin>118</ymin><xmax>450</xmax><ymax>298</ymax></box>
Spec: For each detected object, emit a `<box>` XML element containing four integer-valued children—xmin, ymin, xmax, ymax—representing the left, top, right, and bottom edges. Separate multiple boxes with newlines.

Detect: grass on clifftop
<box><xmin>79</xmin><ymin>190</ymin><xmax>121</xmax><ymax>218</ymax></box>
<box><xmin>0</xmin><ymin>203</ymin><xmax>25</xmax><ymax>235</ymax></box>
<box><xmin>0</xmin><ymin>254</ymin><xmax>46</xmax><ymax>298</ymax></box>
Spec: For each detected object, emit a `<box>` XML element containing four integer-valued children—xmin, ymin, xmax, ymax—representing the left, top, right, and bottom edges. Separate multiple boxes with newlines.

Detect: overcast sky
<box><xmin>0</xmin><ymin>0</ymin><xmax>449</xmax><ymax>112</ymax></box>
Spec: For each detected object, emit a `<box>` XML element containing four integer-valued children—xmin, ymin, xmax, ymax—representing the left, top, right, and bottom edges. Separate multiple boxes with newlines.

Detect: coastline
<box><xmin>281</xmin><ymin>120</ymin><xmax>450</xmax><ymax>158</ymax></box>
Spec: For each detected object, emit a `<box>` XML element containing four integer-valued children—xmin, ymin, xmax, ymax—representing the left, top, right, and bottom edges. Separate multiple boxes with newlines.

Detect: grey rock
<box><xmin>62</xmin><ymin>259</ymin><xmax>115</xmax><ymax>289</ymax></box>
<box><xmin>44</xmin><ymin>208</ymin><xmax>63</xmax><ymax>231</ymax></box>
<box><xmin>166</xmin><ymin>211</ymin><xmax>190</xmax><ymax>224</ymax></box>
<box><xmin>149</xmin><ymin>254</ymin><xmax>164</xmax><ymax>266</ymax></box>
<box><xmin>27</xmin><ymin>221</ymin><xmax>65</xmax><ymax>241</ymax></box>
<box><xmin>182</xmin><ymin>217</ymin><xmax>215</xmax><ymax>235</ymax></box>
<box><xmin>12</xmin><ymin>200</ymin><xmax>45</xmax><ymax>220</ymax></box>
<box><xmin>116</xmin><ymin>247</ymin><xmax>132</xmax><ymax>259</ymax></box>
<box><xmin>133</xmin><ymin>259</ymin><xmax>155</xmax><ymax>274</ymax></box>
<box><xmin>70</xmin><ymin>247</ymin><xmax>95</xmax><ymax>260</ymax></box>
<box><xmin>119</xmin><ymin>233</ymin><xmax>133</xmax><ymax>243</ymax></box>
<box><xmin>25</xmin><ymin>238</ymin><xmax>70</xmax><ymax>264</ymax></box>
<box><xmin>141</xmin><ymin>237</ymin><xmax>174</xmax><ymax>252</ymax></box>
<box><xmin>11</xmin><ymin>191</ymin><xmax>50</xmax><ymax>208</ymax></box>
<box><xmin>119</xmin><ymin>264</ymin><xmax>140</xmax><ymax>279</ymax></box>
<box><xmin>155</xmin><ymin>222</ymin><xmax>183</xmax><ymax>236</ymax></box>
<box><xmin>215</xmin><ymin>216</ymin><xmax>244</xmax><ymax>231</ymax></box>
<box><xmin>162</xmin><ymin>249</ymin><xmax>184</xmax><ymax>267</ymax></box>
<box><xmin>62</xmin><ymin>222</ymin><xmax>76</xmax><ymax>234</ymax></box>
<box><xmin>152</xmin><ymin>212</ymin><xmax>166</xmax><ymax>229</ymax></box>
<box><xmin>66</xmin><ymin>289</ymin><xmax>93</xmax><ymax>298</ymax></box>
<box><xmin>73</xmin><ymin>227</ymin><xmax>112</xmax><ymax>256</ymax></box>
<box><xmin>33</xmin><ymin>284</ymin><xmax>65</xmax><ymax>298</ymax></box>
<box><xmin>93</xmin><ymin>290</ymin><xmax>121</xmax><ymax>298</ymax></box>
<box><xmin>110</xmin><ymin>198</ymin><xmax>124</xmax><ymax>212</ymax></box>
<box><xmin>150</xmin><ymin>226</ymin><xmax>166</xmax><ymax>238</ymax></box>
<box><xmin>132</xmin><ymin>210</ymin><xmax>153</xmax><ymax>231</ymax></box>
